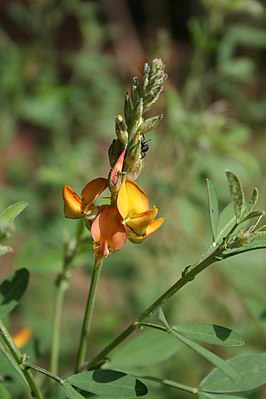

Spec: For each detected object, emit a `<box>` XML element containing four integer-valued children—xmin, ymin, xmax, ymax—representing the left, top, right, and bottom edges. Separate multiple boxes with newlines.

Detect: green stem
<box><xmin>24</xmin><ymin>362</ymin><xmax>64</xmax><ymax>385</ymax></box>
<box><xmin>87</xmin><ymin>244</ymin><xmax>222</xmax><ymax>369</ymax></box>
<box><xmin>75</xmin><ymin>260</ymin><xmax>103</xmax><ymax>372</ymax></box>
<box><xmin>141</xmin><ymin>376</ymin><xmax>198</xmax><ymax>394</ymax></box>
<box><xmin>50</xmin><ymin>270</ymin><xmax>70</xmax><ymax>376</ymax></box>
<box><xmin>0</xmin><ymin>319</ymin><xmax>45</xmax><ymax>399</ymax></box>
<box><xmin>50</xmin><ymin>220</ymin><xmax>83</xmax><ymax>375</ymax></box>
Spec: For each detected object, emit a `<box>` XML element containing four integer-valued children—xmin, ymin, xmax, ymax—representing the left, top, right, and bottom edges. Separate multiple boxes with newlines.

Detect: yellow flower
<box><xmin>13</xmin><ymin>327</ymin><xmax>32</xmax><ymax>348</ymax></box>
<box><xmin>117</xmin><ymin>178</ymin><xmax>164</xmax><ymax>243</ymax></box>
<box><xmin>62</xmin><ymin>178</ymin><xmax>108</xmax><ymax>218</ymax></box>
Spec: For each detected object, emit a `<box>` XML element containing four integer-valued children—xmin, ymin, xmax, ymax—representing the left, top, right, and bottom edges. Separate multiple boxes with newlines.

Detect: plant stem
<box><xmin>50</xmin><ymin>270</ymin><xmax>70</xmax><ymax>376</ymax></box>
<box><xmin>24</xmin><ymin>362</ymin><xmax>64</xmax><ymax>385</ymax></box>
<box><xmin>87</xmin><ymin>244</ymin><xmax>222</xmax><ymax>369</ymax></box>
<box><xmin>50</xmin><ymin>220</ymin><xmax>83</xmax><ymax>375</ymax></box>
<box><xmin>0</xmin><ymin>319</ymin><xmax>45</xmax><ymax>399</ymax></box>
<box><xmin>75</xmin><ymin>260</ymin><xmax>103</xmax><ymax>372</ymax></box>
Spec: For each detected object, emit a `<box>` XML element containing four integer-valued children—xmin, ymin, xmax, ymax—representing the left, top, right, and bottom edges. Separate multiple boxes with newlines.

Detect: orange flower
<box><xmin>117</xmin><ymin>178</ymin><xmax>164</xmax><ymax>243</ymax></box>
<box><xmin>62</xmin><ymin>178</ymin><xmax>108</xmax><ymax>219</ymax></box>
<box><xmin>13</xmin><ymin>327</ymin><xmax>32</xmax><ymax>348</ymax></box>
<box><xmin>91</xmin><ymin>206</ymin><xmax>127</xmax><ymax>266</ymax></box>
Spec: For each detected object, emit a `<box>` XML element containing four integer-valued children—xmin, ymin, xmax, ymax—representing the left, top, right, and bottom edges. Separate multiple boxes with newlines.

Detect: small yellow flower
<box><xmin>62</xmin><ymin>178</ymin><xmax>108</xmax><ymax>218</ymax></box>
<box><xmin>117</xmin><ymin>178</ymin><xmax>164</xmax><ymax>243</ymax></box>
<box><xmin>13</xmin><ymin>327</ymin><xmax>32</xmax><ymax>348</ymax></box>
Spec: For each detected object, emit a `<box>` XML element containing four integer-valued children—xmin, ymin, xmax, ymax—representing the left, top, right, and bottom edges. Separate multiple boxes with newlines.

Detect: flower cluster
<box><xmin>63</xmin><ymin>148</ymin><xmax>163</xmax><ymax>266</ymax></box>
<box><xmin>62</xmin><ymin>59</ymin><xmax>166</xmax><ymax>266</ymax></box>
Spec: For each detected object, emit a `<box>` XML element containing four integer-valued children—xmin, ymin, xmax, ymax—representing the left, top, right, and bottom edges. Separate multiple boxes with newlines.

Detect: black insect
<box><xmin>140</xmin><ymin>135</ymin><xmax>151</xmax><ymax>158</ymax></box>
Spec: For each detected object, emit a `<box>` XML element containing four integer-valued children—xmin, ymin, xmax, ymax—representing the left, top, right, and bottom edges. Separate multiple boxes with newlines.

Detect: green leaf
<box><xmin>200</xmin><ymin>353</ymin><xmax>266</xmax><ymax>393</ymax></box>
<box><xmin>0</xmin><ymin>202</ymin><xmax>28</xmax><ymax>223</ymax></box>
<box><xmin>110</xmin><ymin>329</ymin><xmax>179</xmax><ymax>369</ymax></box>
<box><xmin>169</xmin><ymin>330</ymin><xmax>240</xmax><ymax>381</ymax></box>
<box><xmin>63</xmin><ymin>382</ymin><xmax>87</xmax><ymax>399</ymax></box>
<box><xmin>241</xmin><ymin>209</ymin><xmax>265</xmax><ymax>222</ymax></box>
<box><xmin>241</xmin><ymin>187</ymin><xmax>259</xmax><ymax>220</ymax></box>
<box><xmin>66</xmin><ymin>370</ymin><xmax>148</xmax><ymax>398</ymax></box>
<box><xmin>0</xmin><ymin>342</ymin><xmax>26</xmax><ymax>384</ymax></box>
<box><xmin>198</xmin><ymin>392</ymin><xmax>246</xmax><ymax>399</ymax></box>
<box><xmin>206</xmin><ymin>179</ymin><xmax>219</xmax><ymax>241</ymax></box>
<box><xmin>0</xmin><ymin>384</ymin><xmax>12</xmax><ymax>399</ymax></box>
<box><xmin>172</xmin><ymin>323</ymin><xmax>244</xmax><ymax>347</ymax></box>
<box><xmin>215</xmin><ymin>203</ymin><xmax>236</xmax><ymax>243</ymax></box>
<box><xmin>226</xmin><ymin>172</ymin><xmax>244</xmax><ymax>222</ymax></box>
<box><xmin>158</xmin><ymin>307</ymin><xmax>170</xmax><ymax>329</ymax></box>
<box><xmin>0</xmin><ymin>268</ymin><xmax>30</xmax><ymax>317</ymax></box>
<box><xmin>223</xmin><ymin>236</ymin><xmax>266</xmax><ymax>257</ymax></box>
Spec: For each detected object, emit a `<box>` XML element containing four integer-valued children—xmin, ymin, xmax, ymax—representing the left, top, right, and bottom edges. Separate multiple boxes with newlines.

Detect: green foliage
<box><xmin>0</xmin><ymin>1</ymin><xmax>265</xmax><ymax>398</ymax></box>
<box><xmin>0</xmin><ymin>268</ymin><xmax>30</xmax><ymax>317</ymax></box>
<box><xmin>0</xmin><ymin>384</ymin><xmax>12</xmax><ymax>399</ymax></box>
<box><xmin>109</xmin><ymin>329</ymin><xmax>178</xmax><ymax>369</ymax></box>
<box><xmin>199</xmin><ymin>353</ymin><xmax>266</xmax><ymax>393</ymax></box>
<box><xmin>171</xmin><ymin>322</ymin><xmax>244</xmax><ymax>347</ymax></box>
<box><xmin>65</xmin><ymin>370</ymin><xmax>148</xmax><ymax>398</ymax></box>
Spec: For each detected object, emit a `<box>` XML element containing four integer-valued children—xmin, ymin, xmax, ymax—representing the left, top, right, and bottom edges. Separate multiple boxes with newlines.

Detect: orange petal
<box><xmin>94</xmin><ymin>240</ymin><xmax>109</xmax><ymax>267</ymax></box>
<box><xmin>81</xmin><ymin>178</ymin><xmax>108</xmax><ymax>206</ymax></box>
<box><xmin>127</xmin><ymin>217</ymin><xmax>164</xmax><ymax>243</ymax></box>
<box><xmin>13</xmin><ymin>327</ymin><xmax>32</xmax><ymax>348</ymax></box>
<box><xmin>110</xmin><ymin>148</ymin><xmax>126</xmax><ymax>186</ymax></box>
<box><xmin>91</xmin><ymin>206</ymin><xmax>127</xmax><ymax>252</ymax></box>
<box><xmin>117</xmin><ymin>178</ymin><xmax>149</xmax><ymax>218</ymax></box>
<box><xmin>62</xmin><ymin>185</ymin><xmax>83</xmax><ymax>218</ymax></box>
<box><xmin>126</xmin><ymin>208</ymin><xmax>158</xmax><ymax>236</ymax></box>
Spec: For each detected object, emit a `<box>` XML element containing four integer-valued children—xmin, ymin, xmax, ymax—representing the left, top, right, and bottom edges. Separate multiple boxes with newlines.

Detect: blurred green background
<box><xmin>0</xmin><ymin>0</ymin><xmax>266</xmax><ymax>398</ymax></box>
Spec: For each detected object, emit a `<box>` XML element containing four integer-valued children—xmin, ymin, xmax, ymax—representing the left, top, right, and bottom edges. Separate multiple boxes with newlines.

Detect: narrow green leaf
<box><xmin>169</xmin><ymin>330</ymin><xmax>240</xmax><ymax>381</ymax></box>
<box><xmin>63</xmin><ymin>381</ymin><xmax>87</xmax><ymax>399</ymax></box>
<box><xmin>226</xmin><ymin>172</ymin><xmax>244</xmax><ymax>222</ymax></box>
<box><xmin>206</xmin><ymin>179</ymin><xmax>219</xmax><ymax>241</ymax></box>
<box><xmin>216</xmin><ymin>203</ymin><xmax>236</xmax><ymax>243</ymax></box>
<box><xmin>0</xmin><ymin>202</ymin><xmax>28</xmax><ymax>223</ymax></box>
<box><xmin>110</xmin><ymin>329</ymin><xmax>179</xmax><ymax>368</ymax></box>
<box><xmin>158</xmin><ymin>307</ymin><xmax>170</xmax><ymax>329</ymax></box>
<box><xmin>198</xmin><ymin>392</ymin><xmax>246</xmax><ymax>399</ymax></box>
<box><xmin>0</xmin><ymin>342</ymin><xmax>26</xmax><ymax>384</ymax></box>
<box><xmin>0</xmin><ymin>384</ymin><xmax>12</xmax><ymax>399</ymax></box>
<box><xmin>0</xmin><ymin>268</ymin><xmax>30</xmax><ymax>317</ymax></box>
<box><xmin>241</xmin><ymin>209</ymin><xmax>265</xmax><ymax>222</ymax></box>
<box><xmin>200</xmin><ymin>353</ymin><xmax>266</xmax><ymax>393</ymax></box>
<box><xmin>241</xmin><ymin>187</ymin><xmax>259</xmax><ymax>220</ymax></box>
<box><xmin>223</xmin><ymin>236</ymin><xmax>266</xmax><ymax>257</ymax></box>
<box><xmin>172</xmin><ymin>323</ymin><xmax>244</xmax><ymax>347</ymax></box>
<box><xmin>66</xmin><ymin>370</ymin><xmax>148</xmax><ymax>398</ymax></box>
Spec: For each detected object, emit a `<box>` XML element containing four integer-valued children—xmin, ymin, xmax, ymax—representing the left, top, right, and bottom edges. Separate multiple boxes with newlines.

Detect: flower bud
<box><xmin>108</xmin><ymin>139</ymin><xmax>124</xmax><ymax>167</ymax></box>
<box><xmin>115</xmin><ymin>115</ymin><xmax>128</xmax><ymax>146</ymax></box>
<box><xmin>138</xmin><ymin>114</ymin><xmax>163</xmax><ymax>135</ymax></box>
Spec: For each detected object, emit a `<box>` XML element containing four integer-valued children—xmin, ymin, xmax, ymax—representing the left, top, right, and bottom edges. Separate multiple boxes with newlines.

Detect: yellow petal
<box><xmin>62</xmin><ymin>185</ymin><xmax>83</xmax><ymax>218</ymax></box>
<box><xmin>127</xmin><ymin>217</ymin><xmax>164</xmax><ymax>243</ymax></box>
<box><xmin>126</xmin><ymin>208</ymin><xmax>158</xmax><ymax>236</ymax></box>
<box><xmin>81</xmin><ymin>178</ymin><xmax>108</xmax><ymax>206</ymax></box>
<box><xmin>13</xmin><ymin>327</ymin><xmax>32</xmax><ymax>348</ymax></box>
<box><xmin>117</xmin><ymin>178</ymin><xmax>149</xmax><ymax>218</ymax></box>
